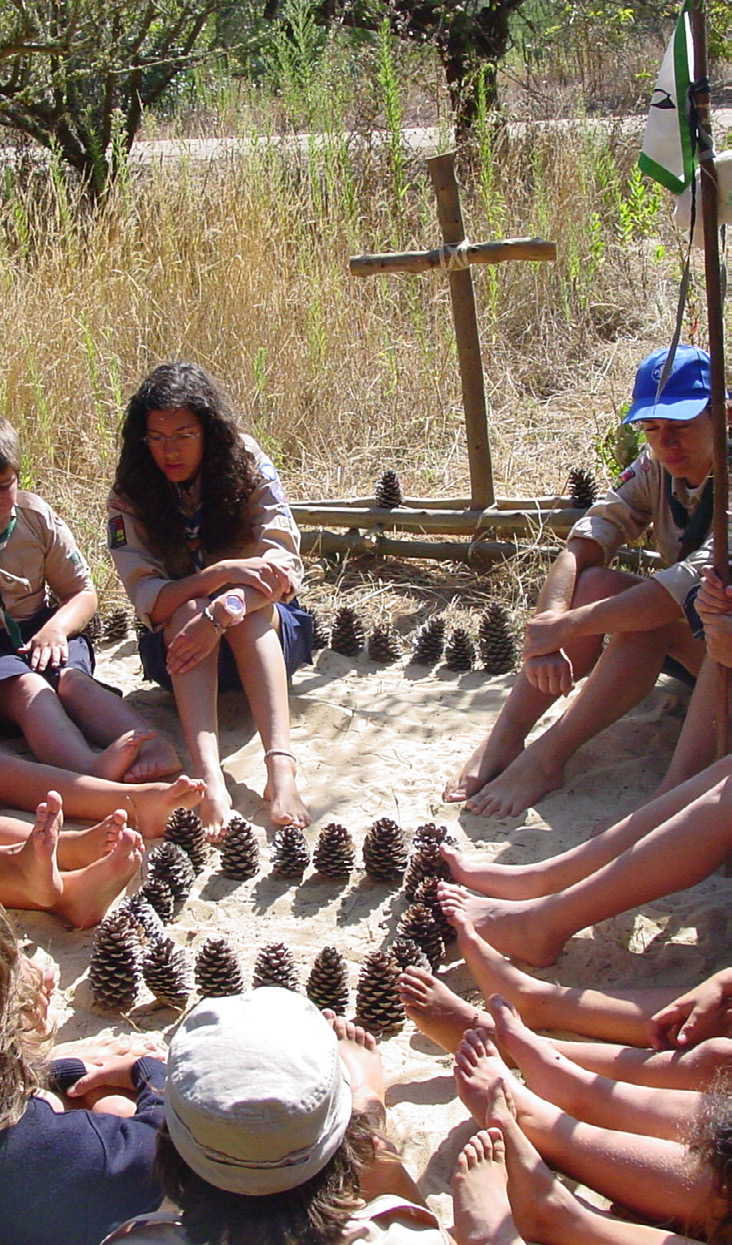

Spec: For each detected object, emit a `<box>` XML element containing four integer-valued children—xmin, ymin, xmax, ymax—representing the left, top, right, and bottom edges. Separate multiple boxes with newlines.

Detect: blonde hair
<box><xmin>0</xmin><ymin>907</ymin><xmax>45</xmax><ymax>1129</ymax></box>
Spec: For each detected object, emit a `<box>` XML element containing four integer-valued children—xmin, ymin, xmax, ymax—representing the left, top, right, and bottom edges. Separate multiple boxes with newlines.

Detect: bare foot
<box><xmin>465</xmin><ymin>742</ymin><xmax>563</xmax><ymax>819</ymax></box>
<box><xmin>198</xmin><ymin>777</ymin><xmax>233</xmax><ymax>843</ymax></box>
<box><xmin>263</xmin><ymin>752</ymin><xmax>310</xmax><ymax>829</ymax></box>
<box><xmin>57</xmin><ymin>809</ymin><xmax>128</xmax><ymax>871</ymax></box>
<box><xmin>90</xmin><ymin>730</ymin><xmax>154</xmax><ymax>783</ymax></box>
<box><xmin>453</xmin><ymin>911</ymin><xmax>552</xmax><ymax>1031</ymax></box>
<box><xmin>56</xmin><ymin>826</ymin><xmax>144</xmax><ymax>928</ymax></box>
<box><xmin>440</xmin><ymin>843</ymin><xmax>546</xmax><ymax>901</ymax></box>
<box><xmin>438</xmin><ymin>883</ymin><xmax>565</xmax><ymax>968</ymax></box>
<box><xmin>322</xmin><ymin>1010</ymin><xmax>386</xmax><ymax>1126</ymax></box>
<box><xmin>443</xmin><ymin>728</ymin><xmax>524</xmax><ymax>803</ymax></box>
<box><xmin>454</xmin><ymin>1027</ymin><xmax>524</xmax><ymax>1129</ymax></box>
<box><xmin>452</xmin><ymin>1129</ymin><xmax>524</xmax><ymax>1245</ymax></box>
<box><xmin>0</xmin><ymin>792</ymin><xmax>65</xmax><ymax>910</ymax></box>
<box><xmin>125</xmin><ymin>775</ymin><xmax>206</xmax><ymax>840</ymax></box>
<box><xmin>399</xmin><ymin>965</ymin><xmax>489</xmax><ymax>1053</ymax></box>
<box><xmin>123</xmin><ymin>735</ymin><xmax>181</xmax><ymax>783</ymax></box>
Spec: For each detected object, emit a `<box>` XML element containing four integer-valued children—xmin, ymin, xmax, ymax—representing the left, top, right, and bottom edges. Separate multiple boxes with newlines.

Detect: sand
<box><xmin>7</xmin><ymin>636</ymin><xmax>731</xmax><ymax>1232</ymax></box>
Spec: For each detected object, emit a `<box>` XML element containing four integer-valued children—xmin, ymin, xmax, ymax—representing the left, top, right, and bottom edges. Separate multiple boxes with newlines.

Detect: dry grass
<box><xmin>0</xmin><ymin>84</ymin><xmax>721</xmax><ymax>614</ymax></box>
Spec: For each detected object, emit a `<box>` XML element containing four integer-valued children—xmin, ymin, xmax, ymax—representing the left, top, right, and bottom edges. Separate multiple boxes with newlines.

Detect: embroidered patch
<box><xmin>108</xmin><ymin>515</ymin><xmax>127</xmax><ymax>548</ymax></box>
<box><xmin>70</xmin><ymin>550</ymin><xmax>81</xmax><ymax>565</ymax></box>
<box><xmin>615</xmin><ymin>465</ymin><xmax>636</xmax><ymax>486</ymax></box>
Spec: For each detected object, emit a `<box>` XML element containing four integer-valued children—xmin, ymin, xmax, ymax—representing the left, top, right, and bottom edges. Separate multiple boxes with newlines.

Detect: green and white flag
<box><xmin>638</xmin><ymin>0</ymin><xmax>696</xmax><ymax>194</ymax></box>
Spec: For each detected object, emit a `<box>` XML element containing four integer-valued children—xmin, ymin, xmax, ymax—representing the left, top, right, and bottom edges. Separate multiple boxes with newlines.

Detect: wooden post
<box><xmin>428</xmin><ymin>153</ymin><xmax>493</xmax><ymax>509</ymax></box>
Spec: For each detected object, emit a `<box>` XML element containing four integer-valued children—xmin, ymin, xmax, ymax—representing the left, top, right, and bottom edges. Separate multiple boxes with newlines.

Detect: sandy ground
<box><xmin>6</xmin><ymin>638</ymin><xmax>731</xmax><ymax>1232</ymax></box>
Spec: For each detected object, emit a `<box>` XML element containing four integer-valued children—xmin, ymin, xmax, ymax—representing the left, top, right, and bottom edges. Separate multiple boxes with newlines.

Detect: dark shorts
<box><xmin>138</xmin><ymin>598</ymin><xmax>313</xmax><ymax>693</ymax></box>
<box><xmin>0</xmin><ymin>607</ymin><xmax>95</xmax><ymax>691</ymax></box>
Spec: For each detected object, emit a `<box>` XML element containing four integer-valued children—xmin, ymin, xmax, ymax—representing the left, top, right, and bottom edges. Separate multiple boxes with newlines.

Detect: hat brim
<box><xmin>622</xmin><ymin>394</ymin><xmax>711</xmax><ymax>424</ymax></box>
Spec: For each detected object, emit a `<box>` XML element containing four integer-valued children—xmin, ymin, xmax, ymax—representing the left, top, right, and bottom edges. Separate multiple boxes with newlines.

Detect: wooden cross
<box><xmin>350</xmin><ymin>152</ymin><xmax>556</xmax><ymax>510</ymax></box>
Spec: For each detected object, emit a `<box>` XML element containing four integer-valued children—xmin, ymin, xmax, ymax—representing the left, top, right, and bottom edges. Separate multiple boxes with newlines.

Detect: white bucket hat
<box><xmin>165</xmin><ymin>989</ymin><xmax>352</xmax><ymax>1196</ymax></box>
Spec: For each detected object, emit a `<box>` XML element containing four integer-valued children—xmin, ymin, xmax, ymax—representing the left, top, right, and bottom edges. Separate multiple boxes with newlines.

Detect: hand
<box><xmin>66</xmin><ymin>1049</ymin><xmax>165</xmax><ymax>1099</ymax></box>
<box><xmin>166</xmin><ymin>609</ymin><xmax>221</xmax><ymax>676</ymax></box>
<box><xmin>221</xmin><ymin>557</ymin><xmax>291</xmax><ymax>601</ymax></box>
<box><xmin>51</xmin><ymin>1033</ymin><xmax>165</xmax><ymax>1063</ymax></box>
<box><xmin>523</xmin><ymin>610</ymin><xmax>576</xmax><ymax>660</ymax></box>
<box><xmin>700</xmin><ymin>613</ymin><xmax>732</xmax><ymax>667</ymax></box>
<box><xmin>18</xmin><ymin>618</ymin><xmax>68</xmax><ymax>672</ymax></box>
<box><xmin>648</xmin><ymin>969</ymin><xmax>732</xmax><ymax>1049</ymax></box>
<box><xmin>523</xmin><ymin>650</ymin><xmax>575</xmax><ymax>696</ymax></box>
<box><xmin>696</xmin><ymin>566</ymin><xmax>732</xmax><ymax>621</ymax></box>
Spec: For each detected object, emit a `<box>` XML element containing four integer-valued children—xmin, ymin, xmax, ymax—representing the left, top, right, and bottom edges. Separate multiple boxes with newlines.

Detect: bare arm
<box><xmin>148</xmin><ymin>557</ymin><xmax>290</xmax><ymax>627</ymax></box>
<box><xmin>524</xmin><ymin>578</ymin><xmax>681</xmax><ymax>659</ymax></box>
<box><xmin>20</xmin><ymin>587</ymin><xmax>98</xmax><ymax>671</ymax></box>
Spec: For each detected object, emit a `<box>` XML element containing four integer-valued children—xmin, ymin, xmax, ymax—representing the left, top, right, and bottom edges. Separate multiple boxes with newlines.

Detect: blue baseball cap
<box><xmin>622</xmin><ymin>345</ymin><xmax>712</xmax><ymax>424</ymax></box>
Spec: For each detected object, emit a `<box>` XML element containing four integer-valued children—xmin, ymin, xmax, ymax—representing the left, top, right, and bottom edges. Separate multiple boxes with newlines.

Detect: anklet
<box><xmin>263</xmin><ymin>748</ymin><xmax>297</xmax><ymax>768</ymax></box>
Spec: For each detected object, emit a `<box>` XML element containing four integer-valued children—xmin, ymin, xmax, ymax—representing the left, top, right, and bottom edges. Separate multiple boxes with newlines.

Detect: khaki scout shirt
<box><xmin>0</xmin><ymin>491</ymin><xmax>93</xmax><ymax>623</ymax></box>
<box><xmin>106</xmin><ymin>435</ymin><xmax>304</xmax><ymax>630</ymax></box>
<box><xmin>568</xmin><ymin>446</ymin><xmax>712</xmax><ymax>610</ymax></box>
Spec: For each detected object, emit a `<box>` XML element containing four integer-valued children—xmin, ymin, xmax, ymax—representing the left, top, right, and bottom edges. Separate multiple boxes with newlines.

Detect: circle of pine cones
<box><xmin>195</xmin><ymin>937</ymin><xmax>244</xmax><ymax>998</ymax></box>
<box><xmin>220</xmin><ymin>815</ymin><xmax>260</xmax><ymax>881</ymax></box>
<box><xmin>88</xmin><ymin>911</ymin><xmax>143</xmax><ymax>1012</ymax></box>
<box><xmin>252</xmin><ymin>942</ymin><xmax>300</xmax><ymax>991</ymax></box>
<box><xmin>306</xmin><ymin>946</ymin><xmax>349</xmax><ymax>1014</ymax></box>
<box><xmin>362</xmin><ymin>817</ymin><xmax>409</xmax><ymax>882</ymax></box>
<box><xmin>354</xmin><ymin>950</ymin><xmax>405</xmax><ymax>1036</ymax></box>
<box><xmin>397</xmin><ymin>902</ymin><xmax>445</xmax><ymax>970</ymax></box>
<box><xmin>270</xmin><ymin>825</ymin><xmax>310</xmax><ymax>878</ymax></box>
<box><xmin>313</xmin><ymin>823</ymin><xmax>355</xmax><ymax>879</ymax></box>
<box><xmin>142</xmin><ymin>937</ymin><xmax>193</xmax><ymax>1009</ymax></box>
<box><xmin>146</xmin><ymin>841</ymin><xmax>195</xmax><ymax>913</ymax></box>
<box><xmin>164</xmin><ymin>807</ymin><xmax>207</xmax><ymax>874</ymax></box>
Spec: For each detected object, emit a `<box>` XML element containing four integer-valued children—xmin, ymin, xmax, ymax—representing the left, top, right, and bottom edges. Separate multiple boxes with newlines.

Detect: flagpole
<box><xmin>691</xmin><ymin>0</ymin><xmax>728</xmax><ymax>759</ymax></box>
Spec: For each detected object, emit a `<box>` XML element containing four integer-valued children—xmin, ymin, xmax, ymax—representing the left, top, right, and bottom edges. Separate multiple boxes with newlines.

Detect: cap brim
<box><xmin>622</xmin><ymin>394</ymin><xmax>710</xmax><ymax>424</ymax></box>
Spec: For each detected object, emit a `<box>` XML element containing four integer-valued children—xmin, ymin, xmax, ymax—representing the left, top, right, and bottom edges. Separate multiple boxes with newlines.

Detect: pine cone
<box><xmin>367</xmin><ymin>624</ymin><xmax>401</xmax><ymax>664</ymax></box>
<box><xmin>252</xmin><ymin>942</ymin><xmax>300</xmax><ymax>991</ymax></box>
<box><xmin>306</xmin><ymin>947</ymin><xmax>349</xmax><ymax>1014</ymax></box>
<box><xmin>362</xmin><ymin>817</ymin><xmax>409</xmax><ymax>882</ymax></box>
<box><xmin>83</xmin><ymin>612</ymin><xmax>103</xmax><ymax>642</ymax></box>
<box><xmin>375</xmin><ymin>470</ymin><xmax>403</xmax><ymax>509</ymax></box>
<box><xmin>313</xmin><ymin>823</ymin><xmax>355</xmax><ymax>880</ymax></box>
<box><xmin>403</xmin><ymin>840</ymin><xmax>451</xmax><ymax>900</ymax></box>
<box><xmin>411</xmin><ymin>617</ymin><xmax>445</xmax><ymax>666</ymax></box>
<box><xmin>388</xmin><ymin>936</ymin><xmax>430</xmax><ymax>973</ymax></box>
<box><xmin>137</xmin><ymin>876</ymin><xmax>175</xmax><ymax>924</ymax></box>
<box><xmin>143</xmin><ymin>937</ymin><xmax>193</xmax><ymax>1008</ymax></box>
<box><xmin>478</xmin><ymin>603</ymin><xmax>516</xmax><ymax>675</ymax></box>
<box><xmin>147</xmin><ymin>841</ymin><xmax>195</xmax><ymax>911</ymax></box>
<box><xmin>116</xmin><ymin>894</ymin><xmax>166</xmax><ymax>943</ymax></box>
<box><xmin>412</xmin><ymin>821</ymin><xmax>455</xmax><ymax>852</ymax></box>
<box><xmin>220</xmin><ymin>815</ymin><xmax>260</xmax><ymax>881</ymax></box>
<box><xmin>307</xmin><ymin>608</ymin><xmax>330</xmax><ymax>650</ymax></box>
<box><xmin>164</xmin><ymin>807</ymin><xmax>207</xmax><ymax>874</ymax></box>
<box><xmin>270</xmin><ymin>825</ymin><xmax>310</xmax><ymax>878</ymax></box>
<box><xmin>329</xmin><ymin>606</ymin><xmax>364</xmax><ymax>656</ymax></box>
<box><xmin>444</xmin><ymin>627</ymin><xmax>475</xmax><ymax>672</ymax></box>
<box><xmin>413</xmin><ymin>877</ymin><xmax>456</xmax><ymax>944</ymax></box>
<box><xmin>88</xmin><ymin>911</ymin><xmax>143</xmax><ymax>1012</ymax></box>
<box><xmin>354</xmin><ymin>951</ymin><xmax>405</xmax><ymax>1037</ymax></box>
<box><xmin>102</xmin><ymin>608</ymin><xmax>130</xmax><ymax>642</ymax></box>
<box><xmin>397</xmin><ymin>903</ymin><xmax>445</xmax><ymax>970</ymax></box>
<box><xmin>568</xmin><ymin>467</ymin><xmax>599</xmax><ymax>509</ymax></box>
<box><xmin>195</xmin><ymin>937</ymin><xmax>244</xmax><ymax>998</ymax></box>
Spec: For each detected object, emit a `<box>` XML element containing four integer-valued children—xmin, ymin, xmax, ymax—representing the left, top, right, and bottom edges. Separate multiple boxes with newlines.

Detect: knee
<box><xmin>2</xmin><ymin>670</ymin><xmax>49</xmax><ymax>710</ymax></box>
<box><xmin>56</xmin><ymin>666</ymin><xmax>87</xmax><ymax>696</ymax></box>
<box><xmin>164</xmin><ymin>598</ymin><xmax>206</xmax><ymax>641</ymax></box>
<box><xmin>686</xmin><ymin>1037</ymin><xmax>732</xmax><ymax>1082</ymax></box>
<box><xmin>572</xmin><ymin>566</ymin><xmax>621</xmax><ymax>608</ymax></box>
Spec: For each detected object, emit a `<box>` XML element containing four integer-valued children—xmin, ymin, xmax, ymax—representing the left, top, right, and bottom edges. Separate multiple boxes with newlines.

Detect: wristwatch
<box><xmin>203</xmin><ymin>593</ymin><xmax>246</xmax><ymax>634</ymax></box>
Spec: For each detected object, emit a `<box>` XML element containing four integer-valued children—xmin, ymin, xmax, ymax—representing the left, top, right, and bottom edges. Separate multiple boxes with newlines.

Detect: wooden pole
<box><xmin>427</xmin><ymin>153</ymin><xmax>494</xmax><ymax>509</ymax></box>
<box><xmin>350</xmin><ymin>237</ymin><xmax>556</xmax><ymax>275</ymax></box>
<box><xmin>290</xmin><ymin>503</ymin><xmax>585</xmax><ymax>537</ymax></box>
<box><xmin>691</xmin><ymin>0</ymin><xmax>728</xmax><ymax>760</ymax></box>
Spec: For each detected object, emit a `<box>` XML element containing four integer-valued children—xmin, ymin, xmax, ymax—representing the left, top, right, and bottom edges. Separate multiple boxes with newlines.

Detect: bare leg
<box><xmin>655</xmin><ymin>656</ymin><xmax>725</xmax><ymax>796</ymax></box>
<box><xmin>0</xmin><ymin>750</ymin><xmax>205</xmax><ymax>839</ymax></box>
<box><xmin>487</xmin><ymin>1079</ymin><xmax>701</xmax><ymax>1245</ymax></box>
<box><xmin>0</xmin><ymin>807</ymin><xmax>130</xmax><ymax>870</ymax></box>
<box><xmin>399</xmin><ymin>965</ymin><xmax>490</xmax><ymax>1052</ymax></box>
<box><xmin>322</xmin><ymin>1011</ymin><xmax>426</xmax><ymax>1208</ymax></box>
<box><xmin>226</xmin><ymin>608</ymin><xmax>309</xmax><ymax>829</ymax></box>
<box><xmin>465</xmin><ymin>621</ymin><xmax>702</xmax><ymax>819</ymax></box>
<box><xmin>489</xmin><ymin>995</ymin><xmax>702</xmax><ymax>1141</ymax></box>
<box><xmin>452</xmin><ymin>1129</ymin><xmax>524</xmax><ymax>1245</ymax></box>
<box><xmin>454</xmin><ymin>1028</ymin><xmax>713</xmax><ymax>1228</ymax></box>
<box><xmin>164</xmin><ymin>598</ymin><xmax>232</xmax><ymax>838</ymax></box>
<box><xmin>551</xmin><ymin>1037</ymin><xmax>732</xmax><ymax>1091</ymax></box>
<box><xmin>50</xmin><ymin>826</ymin><xmax>144</xmax><ymax>928</ymax></box>
<box><xmin>0</xmin><ymin>672</ymin><xmax>154</xmax><ymax>780</ymax></box>
<box><xmin>57</xmin><ymin>667</ymin><xmax>180</xmax><ymax>781</ymax></box>
<box><xmin>443</xmin><ymin>566</ymin><xmax>637</xmax><ymax>804</ymax></box>
<box><xmin>438</xmin><ymin>771</ymin><xmax>732</xmax><ymax>966</ymax></box>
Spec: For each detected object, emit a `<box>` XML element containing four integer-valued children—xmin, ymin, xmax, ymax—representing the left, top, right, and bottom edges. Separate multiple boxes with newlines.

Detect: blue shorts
<box><xmin>138</xmin><ymin>598</ymin><xmax>313</xmax><ymax>693</ymax></box>
<box><xmin>0</xmin><ymin>607</ymin><xmax>95</xmax><ymax>691</ymax></box>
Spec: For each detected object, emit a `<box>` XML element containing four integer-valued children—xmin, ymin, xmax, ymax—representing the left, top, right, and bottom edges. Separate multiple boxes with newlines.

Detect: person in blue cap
<box><xmin>444</xmin><ymin>344</ymin><xmax>719</xmax><ymax>820</ymax></box>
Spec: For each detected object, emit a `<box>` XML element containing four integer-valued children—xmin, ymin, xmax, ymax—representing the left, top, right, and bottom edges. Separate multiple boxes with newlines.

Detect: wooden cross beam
<box><xmin>349</xmin><ymin>152</ymin><xmax>557</xmax><ymax>510</ymax></box>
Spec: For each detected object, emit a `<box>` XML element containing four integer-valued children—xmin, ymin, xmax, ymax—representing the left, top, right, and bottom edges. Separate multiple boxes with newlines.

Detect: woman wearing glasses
<box><xmin>107</xmin><ymin>362</ymin><xmax>312</xmax><ymax>838</ymax></box>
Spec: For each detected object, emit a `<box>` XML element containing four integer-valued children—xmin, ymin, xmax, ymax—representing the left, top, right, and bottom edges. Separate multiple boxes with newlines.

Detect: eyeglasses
<box><xmin>142</xmin><ymin>431</ymin><xmax>202</xmax><ymax>447</ymax></box>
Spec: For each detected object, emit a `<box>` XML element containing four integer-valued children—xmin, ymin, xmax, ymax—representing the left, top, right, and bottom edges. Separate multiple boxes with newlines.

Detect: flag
<box><xmin>638</xmin><ymin>0</ymin><xmax>696</xmax><ymax>194</ymax></box>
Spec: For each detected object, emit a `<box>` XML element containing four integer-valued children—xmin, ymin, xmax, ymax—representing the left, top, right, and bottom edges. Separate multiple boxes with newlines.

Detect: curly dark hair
<box><xmin>113</xmin><ymin>362</ymin><xmax>260</xmax><ymax>564</ymax></box>
<box><xmin>156</xmin><ymin>1112</ymin><xmax>376</xmax><ymax>1245</ymax></box>
<box><xmin>689</xmin><ymin>1069</ymin><xmax>731</xmax><ymax>1244</ymax></box>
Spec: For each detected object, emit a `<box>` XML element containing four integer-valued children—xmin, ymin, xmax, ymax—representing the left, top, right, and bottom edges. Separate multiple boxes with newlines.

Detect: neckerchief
<box><xmin>0</xmin><ymin>516</ymin><xmax>23</xmax><ymax>650</ymax></box>
<box><xmin>175</xmin><ymin>481</ymin><xmax>205</xmax><ymax>571</ymax></box>
<box><xmin>664</xmin><ymin>470</ymin><xmax>714</xmax><ymax>561</ymax></box>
